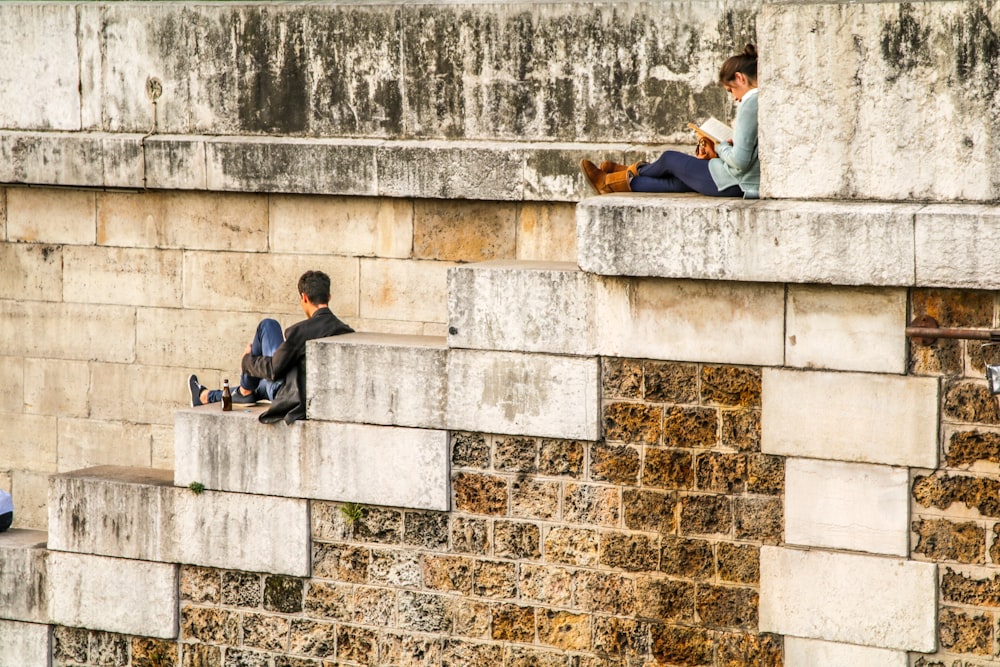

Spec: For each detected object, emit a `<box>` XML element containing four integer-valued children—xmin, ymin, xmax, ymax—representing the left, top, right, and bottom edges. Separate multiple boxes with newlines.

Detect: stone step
<box><xmin>0</xmin><ymin>529</ymin><xmax>48</xmax><ymax>624</ymax></box>
<box><xmin>0</xmin><ymin>619</ymin><xmax>50</xmax><ymax>667</ymax></box>
<box><xmin>174</xmin><ymin>407</ymin><xmax>450</xmax><ymax>512</ymax></box>
<box><xmin>307</xmin><ymin>332</ymin><xmax>600</xmax><ymax>440</ymax></box>
<box><xmin>577</xmin><ymin>195</ymin><xmax>1000</xmax><ymax>290</ymax></box>
<box><xmin>49</xmin><ymin>466</ymin><xmax>311</xmax><ymax>576</ymax></box>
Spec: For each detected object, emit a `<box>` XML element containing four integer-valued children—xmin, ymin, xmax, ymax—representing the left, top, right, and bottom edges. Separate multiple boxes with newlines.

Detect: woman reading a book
<box><xmin>580</xmin><ymin>44</ymin><xmax>759</xmax><ymax>199</ymax></box>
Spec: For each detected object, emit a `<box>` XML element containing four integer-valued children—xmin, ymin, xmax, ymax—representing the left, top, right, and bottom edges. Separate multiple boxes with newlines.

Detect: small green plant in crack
<box><xmin>339</xmin><ymin>502</ymin><xmax>365</xmax><ymax>525</ymax></box>
<box><xmin>188</xmin><ymin>481</ymin><xmax>206</xmax><ymax>495</ymax></box>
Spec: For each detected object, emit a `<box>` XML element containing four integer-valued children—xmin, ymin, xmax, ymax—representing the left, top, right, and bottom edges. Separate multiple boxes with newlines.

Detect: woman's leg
<box><xmin>631</xmin><ymin>151</ymin><xmax>742</xmax><ymax>197</ymax></box>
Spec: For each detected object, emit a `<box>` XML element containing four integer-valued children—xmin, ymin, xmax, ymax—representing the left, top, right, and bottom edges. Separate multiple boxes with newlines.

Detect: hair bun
<box><xmin>744</xmin><ymin>43</ymin><xmax>758</xmax><ymax>59</ymax></box>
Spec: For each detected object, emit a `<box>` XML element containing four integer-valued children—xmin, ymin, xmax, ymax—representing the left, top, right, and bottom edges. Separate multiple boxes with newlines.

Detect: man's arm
<box><xmin>242</xmin><ymin>326</ymin><xmax>304</xmax><ymax>381</ymax></box>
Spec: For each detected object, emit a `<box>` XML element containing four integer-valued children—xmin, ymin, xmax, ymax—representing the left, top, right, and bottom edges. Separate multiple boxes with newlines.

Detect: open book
<box><xmin>687</xmin><ymin>117</ymin><xmax>733</xmax><ymax>144</ymax></box>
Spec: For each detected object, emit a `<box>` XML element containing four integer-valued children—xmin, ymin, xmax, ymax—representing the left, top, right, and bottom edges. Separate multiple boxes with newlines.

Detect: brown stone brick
<box><xmin>181</xmin><ymin>643</ymin><xmax>221</xmax><ymax>667</ymax></box>
<box><xmin>303</xmin><ymin>581</ymin><xmax>351</xmax><ymax>621</ymax></box>
<box><xmin>914</xmin><ymin>472</ymin><xmax>1000</xmax><ymax>517</ymax></box>
<box><xmin>289</xmin><ymin>619</ymin><xmax>336</xmax><ymax>658</ymax></box>
<box><xmin>519</xmin><ymin>564</ymin><xmax>573</xmax><ymax>606</ymax></box>
<box><xmin>495</xmin><ymin>520</ymin><xmax>541</xmax><ymax>560</ymax></box>
<box><xmin>495</xmin><ymin>436</ymin><xmax>538</xmax><ymax>472</ymax></box>
<box><xmin>939</xmin><ymin>607</ymin><xmax>993</xmax><ymax>655</ymax></box>
<box><xmin>132</xmin><ymin>638</ymin><xmax>178</xmax><ymax>667</ymax></box>
<box><xmin>696</xmin><ymin>585</ymin><xmax>759</xmax><ymax>629</ymax></box>
<box><xmin>511</xmin><ymin>478</ymin><xmax>560</xmax><ymax>520</ymax></box>
<box><xmin>602</xmin><ymin>357</ymin><xmax>643</xmax><ymax>399</ymax></box>
<box><xmin>947</xmin><ymin>430</ymin><xmax>1000</xmax><ymax>467</ymax></box>
<box><xmin>312</xmin><ymin>542</ymin><xmax>369</xmax><ymax>583</ymax></box>
<box><xmin>623</xmin><ymin>488</ymin><xmax>676</xmax><ymax>533</ymax></box>
<box><xmin>452</xmin><ymin>598</ymin><xmax>492</xmax><ymax>638</ymax></box>
<box><xmin>721</xmin><ymin>408</ymin><xmax>761</xmax><ymax>452</ymax></box>
<box><xmin>643</xmin><ymin>448</ymin><xmax>695</xmax><ymax>490</ymax></box>
<box><xmin>221</xmin><ymin>570</ymin><xmax>262</xmax><ymax>607</ymax></box>
<box><xmin>90</xmin><ymin>632</ymin><xmax>127</xmax><ymax>667</ymax></box>
<box><xmin>603</xmin><ymin>401</ymin><xmax>663</xmax><ymax>444</ymax></box>
<box><xmin>264</xmin><ymin>575</ymin><xmax>304</xmax><ymax>613</ymax></box>
<box><xmin>403</xmin><ymin>511</ymin><xmax>449</xmax><ymax>549</ymax></box>
<box><xmin>452</xmin><ymin>431</ymin><xmax>490</xmax><ymax>468</ymax></box>
<box><xmin>575</xmin><ymin>570</ymin><xmax>635</xmax><ymax>615</ymax></box>
<box><xmin>590</xmin><ymin>442</ymin><xmax>641</xmax><ymax>485</ymax></box>
<box><xmin>242</xmin><ymin>612</ymin><xmax>291</xmax><ymax>652</ymax></box>
<box><xmin>600</xmin><ymin>531</ymin><xmax>660</xmax><ymax>571</ymax></box>
<box><xmin>716</xmin><ymin>632</ymin><xmax>782</xmax><ymax>667</ymax></box>
<box><xmin>702</xmin><ymin>366</ymin><xmax>761</xmax><ymax>407</ymax></box>
<box><xmin>644</xmin><ymin>361</ymin><xmax>699</xmax><ymax>403</ymax></box>
<box><xmin>422</xmin><ymin>555</ymin><xmax>475</xmax><ymax>594</ymax></box>
<box><xmin>310</xmin><ymin>500</ymin><xmax>351</xmax><ymax>542</ymax></box>
<box><xmin>912</xmin><ymin>288</ymin><xmax>993</xmax><ymax>328</ymax></box>
<box><xmin>352</xmin><ymin>506</ymin><xmax>403</xmax><ymax>544</ymax></box>
<box><xmin>412</xmin><ymin>199</ymin><xmax>516</xmax><ymax>261</ymax></box>
<box><xmin>944</xmin><ymin>380</ymin><xmax>1000</xmax><ymax>426</ymax></box>
<box><xmin>451</xmin><ymin>517</ymin><xmax>491</xmax><ymax>555</ymax></box>
<box><xmin>453</xmin><ymin>472</ymin><xmax>509</xmax><ymax>515</ymax></box>
<box><xmin>219</xmin><ymin>649</ymin><xmax>268</xmax><ymax>667</ymax></box>
<box><xmin>400</xmin><ymin>591</ymin><xmax>452</xmax><ymax>632</ymax></box>
<box><xmin>663</xmin><ymin>406</ymin><xmax>718</xmax><ymax>448</ymax></box>
<box><xmin>505</xmin><ymin>646</ymin><xmax>570</xmax><ymax>667</ymax></box>
<box><xmin>910</xmin><ymin>338</ymin><xmax>964</xmax><ymax>377</ymax></box>
<box><xmin>369</xmin><ymin>548</ymin><xmax>422</xmax><ymax>587</ymax></box>
<box><xmin>380</xmin><ymin>632</ymin><xmax>443</xmax><ymax>666</ymax></box>
<box><xmin>181</xmin><ymin>606</ymin><xmax>240</xmax><ymax>644</ymax></box>
<box><xmin>717</xmin><ymin>543</ymin><xmax>760</xmax><ymax>584</ymax></box>
<box><xmin>635</xmin><ymin>575</ymin><xmax>695</xmax><ymax>622</ymax></box>
<box><xmin>592</xmin><ymin>616</ymin><xmax>652</xmax><ymax>658</ymax></box>
<box><xmin>441</xmin><ymin>639</ymin><xmax>504</xmax><ymax>666</ymax></box>
<box><xmin>564</xmin><ymin>483</ymin><xmax>621</xmax><ymax>527</ymax></box>
<box><xmin>734</xmin><ymin>497</ymin><xmax>783</xmax><ymax>544</ymax></box>
<box><xmin>912</xmin><ymin>518</ymin><xmax>986</xmax><ymax>564</ymax></box>
<box><xmin>180</xmin><ymin>565</ymin><xmax>220</xmax><ymax>604</ymax></box>
<box><xmin>492</xmin><ymin>603</ymin><xmax>536</xmax><ymax>642</ymax></box>
<box><xmin>660</xmin><ymin>536</ymin><xmax>715</xmax><ymax>580</ymax></box>
<box><xmin>680</xmin><ymin>494</ymin><xmax>733</xmax><ymax>536</ymax></box>
<box><xmin>696</xmin><ymin>452</ymin><xmax>747</xmax><ymax>493</ymax></box>
<box><xmin>474</xmin><ymin>560</ymin><xmax>518</xmax><ymax>598</ymax></box>
<box><xmin>941</xmin><ymin>567</ymin><xmax>1000</xmax><ymax>606</ymax></box>
<box><xmin>53</xmin><ymin>626</ymin><xmax>88</xmax><ymax>664</ymax></box>
<box><xmin>336</xmin><ymin>625</ymin><xmax>378</xmax><ymax>663</ymax></box>
<box><xmin>746</xmin><ymin>454</ymin><xmax>784</xmax><ymax>495</ymax></box>
<box><xmin>538</xmin><ymin>438</ymin><xmax>585</xmax><ymax>477</ymax></box>
<box><xmin>353</xmin><ymin>586</ymin><xmax>396</xmax><ymax>626</ymax></box>
<box><xmin>651</xmin><ymin>624</ymin><xmax>712</xmax><ymax>666</ymax></box>
<box><xmin>537</xmin><ymin>609</ymin><xmax>591</xmax><ymax>650</ymax></box>
<box><xmin>272</xmin><ymin>657</ymin><xmax>321</xmax><ymax>667</ymax></box>
<box><xmin>989</xmin><ymin>524</ymin><xmax>1000</xmax><ymax>564</ymax></box>
<box><xmin>544</xmin><ymin>526</ymin><xmax>600</xmax><ymax>566</ymax></box>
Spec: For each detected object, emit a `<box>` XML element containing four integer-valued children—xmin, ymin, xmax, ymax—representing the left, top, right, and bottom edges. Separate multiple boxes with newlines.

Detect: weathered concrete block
<box><xmin>6</xmin><ymin>187</ymin><xmax>95</xmax><ymax>246</ymax></box>
<box><xmin>0</xmin><ymin>530</ymin><xmax>48</xmax><ymax>623</ymax></box>
<box><xmin>89</xmin><ymin>363</ymin><xmax>188</xmax><ymax>426</ymax></box>
<box><xmin>23</xmin><ymin>358</ymin><xmax>90</xmax><ymax>418</ymax></box>
<box><xmin>0</xmin><ymin>132</ymin><xmax>143</xmax><ymax>188</ymax></box>
<box><xmin>174</xmin><ymin>408</ymin><xmax>450</xmax><ymax>511</ymax></box>
<box><xmin>0</xmin><ymin>414</ymin><xmax>57</xmax><ymax>472</ymax></box>
<box><xmin>0</xmin><ymin>301</ymin><xmax>135</xmax><ymax>363</ymax></box>
<box><xmin>577</xmin><ymin>196</ymin><xmax>918</xmax><ymax>286</ymax></box>
<box><xmin>49</xmin><ymin>466</ymin><xmax>311</xmax><ymax>576</ymax></box>
<box><xmin>142</xmin><ymin>136</ymin><xmax>208</xmax><ymax>190</ymax></box>
<box><xmin>269</xmin><ymin>195</ymin><xmax>413</xmax><ymax>259</ymax></box>
<box><xmin>783</xmin><ymin>637</ymin><xmax>908</xmax><ymax>667</ymax></box>
<box><xmin>915</xmin><ymin>204</ymin><xmax>1000</xmax><ymax>289</ymax></box>
<box><xmin>56</xmin><ymin>419</ymin><xmax>153</xmax><ymax>473</ymax></box>
<box><xmin>785</xmin><ymin>285</ymin><xmax>908</xmax><ymax>374</ymax></box>
<box><xmin>0</xmin><ymin>620</ymin><xmax>50</xmax><ymax>667</ymax></box>
<box><xmin>762</xmin><ymin>368</ymin><xmax>939</xmax><ymax>468</ymax></box>
<box><xmin>760</xmin><ymin>546</ymin><xmax>937</xmax><ymax>652</ymax></box>
<box><xmin>378</xmin><ymin>142</ymin><xmax>524</xmax><ymax>201</ymax></box>
<box><xmin>9</xmin><ymin>470</ymin><xmax>51</xmax><ymax>532</ymax></box>
<box><xmin>0</xmin><ymin>242</ymin><xmax>62</xmax><ymax>302</ymax></box>
<box><xmin>448</xmin><ymin>349</ymin><xmax>600</xmax><ymax>440</ymax></box>
<box><xmin>135</xmin><ymin>306</ymin><xmax>262</xmax><ymax>369</ymax></box>
<box><xmin>360</xmin><ymin>258</ymin><xmax>456</xmax><ymax>323</ymax></box>
<box><xmin>761</xmin><ymin>1</ymin><xmax>1000</xmax><ymax>202</ymax></box>
<box><xmin>63</xmin><ymin>246</ymin><xmax>183</xmax><ymax>308</ymax></box>
<box><xmin>516</xmin><ymin>203</ymin><xmax>577</xmax><ymax>263</ymax></box>
<box><xmin>785</xmin><ymin>459</ymin><xmax>910</xmax><ymax>556</ymax></box>
<box><xmin>307</xmin><ymin>333</ymin><xmax>448</xmax><ymax>427</ymax></box>
<box><xmin>47</xmin><ymin>550</ymin><xmax>178</xmax><ymax>638</ymax></box>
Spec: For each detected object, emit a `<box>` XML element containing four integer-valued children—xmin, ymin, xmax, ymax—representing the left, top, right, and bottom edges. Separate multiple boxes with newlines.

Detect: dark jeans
<box><xmin>0</xmin><ymin>512</ymin><xmax>11</xmax><ymax>532</ymax></box>
<box><xmin>630</xmin><ymin>150</ymin><xmax>743</xmax><ymax>197</ymax></box>
<box><xmin>207</xmin><ymin>318</ymin><xmax>284</xmax><ymax>402</ymax></box>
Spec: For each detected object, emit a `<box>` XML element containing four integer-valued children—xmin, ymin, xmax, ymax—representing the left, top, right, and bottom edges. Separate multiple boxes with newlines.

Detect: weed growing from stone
<box><xmin>188</xmin><ymin>481</ymin><xmax>206</xmax><ymax>495</ymax></box>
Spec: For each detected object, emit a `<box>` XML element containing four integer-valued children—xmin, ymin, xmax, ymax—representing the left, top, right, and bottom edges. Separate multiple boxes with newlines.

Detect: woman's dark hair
<box><xmin>719</xmin><ymin>43</ymin><xmax>757</xmax><ymax>84</ymax></box>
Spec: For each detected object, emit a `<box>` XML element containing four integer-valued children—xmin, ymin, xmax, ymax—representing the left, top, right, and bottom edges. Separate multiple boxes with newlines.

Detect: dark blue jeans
<box><xmin>0</xmin><ymin>511</ymin><xmax>11</xmax><ymax>532</ymax></box>
<box><xmin>207</xmin><ymin>318</ymin><xmax>284</xmax><ymax>402</ymax></box>
<box><xmin>630</xmin><ymin>150</ymin><xmax>743</xmax><ymax>197</ymax></box>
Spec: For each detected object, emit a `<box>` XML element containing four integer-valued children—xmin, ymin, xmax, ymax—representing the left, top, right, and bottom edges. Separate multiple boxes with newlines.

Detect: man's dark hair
<box><xmin>298</xmin><ymin>270</ymin><xmax>331</xmax><ymax>305</ymax></box>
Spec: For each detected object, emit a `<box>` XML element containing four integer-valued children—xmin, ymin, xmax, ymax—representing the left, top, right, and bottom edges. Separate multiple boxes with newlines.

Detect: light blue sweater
<box><xmin>709</xmin><ymin>89</ymin><xmax>760</xmax><ymax>199</ymax></box>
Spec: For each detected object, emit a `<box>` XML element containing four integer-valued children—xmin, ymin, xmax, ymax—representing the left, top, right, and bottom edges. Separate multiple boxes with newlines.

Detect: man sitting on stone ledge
<box><xmin>188</xmin><ymin>270</ymin><xmax>354</xmax><ymax>424</ymax></box>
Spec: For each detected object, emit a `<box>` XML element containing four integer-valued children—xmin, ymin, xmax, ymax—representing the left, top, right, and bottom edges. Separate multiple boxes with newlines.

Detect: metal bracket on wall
<box><xmin>906</xmin><ymin>315</ymin><xmax>1000</xmax><ymax>346</ymax></box>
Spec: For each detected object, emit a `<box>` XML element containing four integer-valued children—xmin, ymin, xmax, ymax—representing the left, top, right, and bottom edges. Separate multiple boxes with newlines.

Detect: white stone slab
<box><xmin>0</xmin><ymin>620</ymin><xmax>50</xmax><ymax>667</ymax></box>
<box><xmin>174</xmin><ymin>408</ymin><xmax>450</xmax><ymax>511</ymax></box>
<box><xmin>785</xmin><ymin>285</ymin><xmax>908</xmax><ymax>374</ymax></box>
<box><xmin>762</xmin><ymin>368</ymin><xmax>938</xmax><ymax>468</ymax></box>
<box><xmin>760</xmin><ymin>546</ymin><xmax>936</xmax><ymax>652</ymax></box>
<box><xmin>783</xmin><ymin>637</ymin><xmax>907</xmax><ymax>667</ymax></box>
<box><xmin>0</xmin><ymin>530</ymin><xmax>48</xmax><ymax>623</ymax></box>
<box><xmin>49</xmin><ymin>466</ymin><xmax>310</xmax><ymax>576</ymax></box>
<box><xmin>47</xmin><ymin>550</ymin><xmax>178</xmax><ymax>638</ymax></box>
<box><xmin>447</xmin><ymin>349</ymin><xmax>600</xmax><ymax>440</ymax></box>
<box><xmin>307</xmin><ymin>333</ymin><xmax>448</xmax><ymax>427</ymax></box>
<box><xmin>784</xmin><ymin>459</ymin><xmax>910</xmax><ymax>556</ymax></box>
<box><xmin>916</xmin><ymin>204</ymin><xmax>1000</xmax><ymax>289</ymax></box>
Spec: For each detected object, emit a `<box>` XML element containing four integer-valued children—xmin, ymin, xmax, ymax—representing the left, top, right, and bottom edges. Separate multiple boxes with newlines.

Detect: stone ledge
<box><xmin>0</xmin><ymin>530</ymin><xmax>48</xmax><ymax>624</ymax></box>
<box><xmin>0</xmin><ymin>620</ymin><xmax>50</xmax><ymax>667</ymax></box>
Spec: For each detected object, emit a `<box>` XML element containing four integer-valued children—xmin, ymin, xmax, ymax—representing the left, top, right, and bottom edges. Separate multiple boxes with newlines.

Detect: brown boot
<box><xmin>602</xmin><ymin>162</ymin><xmax>641</xmax><ymax>193</ymax></box>
<box><xmin>599</xmin><ymin>160</ymin><xmax>627</xmax><ymax>173</ymax></box>
<box><xmin>580</xmin><ymin>159</ymin><xmax>611</xmax><ymax>194</ymax></box>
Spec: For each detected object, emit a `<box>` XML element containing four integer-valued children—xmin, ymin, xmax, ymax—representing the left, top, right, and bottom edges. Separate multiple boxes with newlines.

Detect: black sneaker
<box><xmin>232</xmin><ymin>387</ymin><xmax>258</xmax><ymax>404</ymax></box>
<box><xmin>189</xmin><ymin>374</ymin><xmax>206</xmax><ymax>407</ymax></box>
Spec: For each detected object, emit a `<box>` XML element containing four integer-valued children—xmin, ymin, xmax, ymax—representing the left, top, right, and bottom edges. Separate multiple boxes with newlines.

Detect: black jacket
<box><xmin>242</xmin><ymin>307</ymin><xmax>354</xmax><ymax>424</ymax></box>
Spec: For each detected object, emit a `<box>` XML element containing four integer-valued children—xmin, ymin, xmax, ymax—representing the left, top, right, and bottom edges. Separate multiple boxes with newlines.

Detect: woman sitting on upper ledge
<box><xmin>581</xmin><ymin>43</ymin><xmax>759</xmax><ymax>199</ymax></box>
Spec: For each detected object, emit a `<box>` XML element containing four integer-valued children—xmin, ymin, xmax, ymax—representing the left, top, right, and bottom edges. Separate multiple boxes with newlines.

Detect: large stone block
<box><xmin>0</xmin><ymin>413</ymin><xmax>57</xmax><ymax>472</ymax></box>
<box><xmin>89</xmin><ymin>363</ymin><xmax>188</xmax><ymax>426</ymax></box>
<box><xmin>0</xmin><ymin>620</ymin><xmax>50</xmax><ymax>667</ymax></box>
<box><xmin>56</xmin><ymin>419</ymin><xmax>153</xmax><ymax>473</ymax></box>
<box><xmin>915</xmin><ymin>204</ymin><xmax>1000</xmax><ymax>289</ymax></box>
<box><xmin>143</xmin><ymin>137</ymin><xmax>208</xmax><ymax>190</ymax></box>
<box><xmin>784</xmin><ymin>459</ymin><xmax>910</xmax><ymax>556</ymax></box>
<box><xmin>0</xmin><ymin>355</ymin><xmax>24</xmax><ymax>415</ymax></box>
<box><xmin>47</xmin><ymin>550</ymin><xmax>178</xmax><ymax>638</ymax></box>
<box><xmin>307</xmin><ymin>333</ymin><xmax>448</xmax><ymax>427</ymax></box>
<box><xmin>783</xmin><ymin>637</ymin><xmax>907</xmax><ymax>667</ymax></box>
<box><xmin>0</xmin><ymin>530</ymin><xmax>48</xmax><ymax>623</ymax></box>
<box><xmin>359</xmin><ymin>258</ymin><xmax>456</xmax><ymax>323</ymax></box>
<box><xmin>377</xmin><ymin>142</ymin><xmax>524</xmax><ymax>201</ymax></box>
<box><xmin>23</xmin><ymin>358</ymin><xmax>90</xmax><ymax>418</ymax></box>
<box><xmin>0</xmin><ymin>301</ymin><xmax>135</xmax><ymax>363</ymax></box>
<box><xmin>516</xmin><ymin>203</ymin><xmax>577</xmax><ymax>262</ymax></box>
<box><xmin>0</xmin><ymin>132</ymin><xmax>143</xmax><ymax>188</ymax></box>
<box><xmin>63</xmin><ymin>246</ymin><xmax>183</xmax><ymax>307</ymax></box>
<box><xmin>135</xmin><ymin>306</ymin><xmax>262</xmax><ymax>369</ymax></box>
<box><xmin>413</xmin><ymin>199</ymin><xmax>517</xmax><ymax>262</ymax></box>
<box><xmin>174</xmin><ymin>408</ymin><xmax>450</xmax><ymax>511</ymax></box>
<box><xmin>577</xmin><ymin>196</ymin><xmax>918</xmax><ymax>286</ymax></box>
<box><xmin>760</xmin><ymin>546</ymin><xmax>937</xmax><ymax>652</ymax></box>
<box><xmin>785</xmin><ymin>285</ymin><xmax>908</xmax><ymax>374</ymax></box>
<box><xmin>6</xmin><ymin>187</ymin><xmax>96</xmax><ymax>245</ymax></box>
<box><xmin>761</xmin><ymin>1</ymin><xmax>1000</xmax><ymax>202</ymax></box>
<box><xmin>9</xmin><ymin>470</ymin><xmax>51</xmax><ymax>531</ymax></box>
<box><xmin>762</xmin><ymin>368</ymin><xmax>939</xmax><ymax>468</ymax></box>
<box><xmin>49</xmin><ymin>466</ymin><xmax>311</xmax><ymax>576</ymax></box>
<box><xmin>0</xmin><ymin>242</ymin><xmax>62</xmax><ymax>302</ymax></box>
